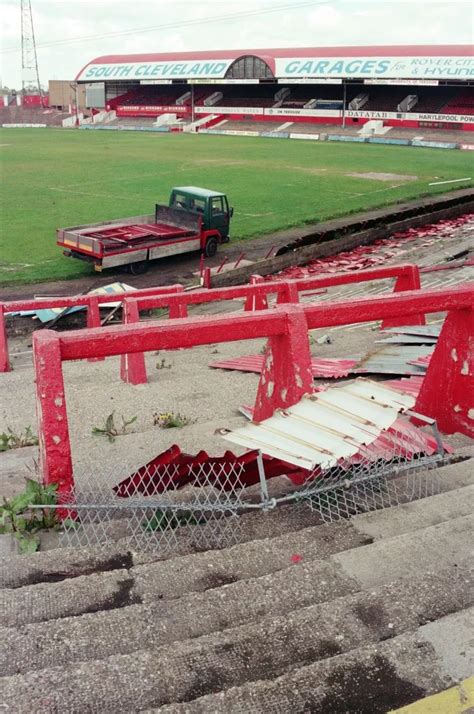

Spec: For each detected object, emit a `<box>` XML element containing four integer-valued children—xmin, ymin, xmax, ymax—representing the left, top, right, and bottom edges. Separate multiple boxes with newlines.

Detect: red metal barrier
<box><xmin>0</xmin><ymin>284</ymin><xmax>183</xmax><ymax>373</ymax></box>
<box><xmin>0</xmin><ymin>305</ymin><xmax>9</xmax><ymax>373</ymax></box>
<box><xmin>119</xmin><ymin>264</ymin><xmax>425</xmax><ymax>385</ymax></box>
<box><xmin>33</xmin><ymin>283</ymin><xmax>473</xmax><ymax>504</ymax></box>
<box><xmin>415</xmin><ymin>308</ymin><xmax>474</xmax><ymax>437</ymax></box>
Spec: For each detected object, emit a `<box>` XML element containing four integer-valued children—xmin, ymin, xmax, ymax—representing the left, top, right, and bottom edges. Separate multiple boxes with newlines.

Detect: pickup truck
<box><xmin>57</xmin><ymin>186</ymin><xmax>233</xmax><ymax>274</ymax></box>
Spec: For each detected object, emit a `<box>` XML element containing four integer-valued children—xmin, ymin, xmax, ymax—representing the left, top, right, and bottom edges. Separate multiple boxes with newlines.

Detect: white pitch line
<box><xmin>429</xmin><ymin>177</ymin><xmax>472</xmax><ymax>186</ymax></box>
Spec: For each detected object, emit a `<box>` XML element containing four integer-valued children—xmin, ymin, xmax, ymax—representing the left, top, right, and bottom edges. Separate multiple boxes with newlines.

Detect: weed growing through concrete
<box><xmin>153</xmin><ymin>411</ymin><xmax>195</xmax><ymax>428</ymax></box>
<box><xmin>156</xmin><ymin>358</ymin><xmax>172</xmax><ymax>370</ymax></box>
<box><xmin>0</xmin><ymin>426</ymin><xmax>38</xmax><ymax>452</ymax></box>
<box><xmin>0</xmin><ymin>479</ymin><xmax>62</xmax><ymax>553</ymax></box>
<box><xmin>92</xmin><ymin>412</ymin><xmax>137</xmax><ymax>442</ymax></box>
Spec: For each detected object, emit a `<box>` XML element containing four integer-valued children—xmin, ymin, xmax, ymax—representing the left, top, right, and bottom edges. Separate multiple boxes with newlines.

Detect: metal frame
<box><xmin>31</xmin><ymin>283</ymin><xmax>473</xmax><ymax>510</ymax></box>
<box><xmin>1</xmin><ymin>263</ymin><xmax>422</xmax><ymax>374</ymax></box>
<box><xmin>118</xmin><ymin>263</ymin><xmax>424</xmax><ymax>384</ymax></box>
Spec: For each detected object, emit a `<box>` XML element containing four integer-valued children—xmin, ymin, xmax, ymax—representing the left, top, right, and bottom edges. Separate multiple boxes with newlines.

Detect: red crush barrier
<box><xmin>119</xmin><ymin>264</ymin><xmax>424</xmax><ymax>385</ymax></box>
<box><xmin>32</xmin><ymin>284</ymin><xmax>473</xmax><ymax>506</ymax></box>
<box><xmin>0</xmin><ymin>284</ymin><xmax>184</xmax><ymax>373</ymax></box>
<box><xmin>415</xmin><ymin>308</ymin><xmax>474</xmax><ymax>437</ymax></box>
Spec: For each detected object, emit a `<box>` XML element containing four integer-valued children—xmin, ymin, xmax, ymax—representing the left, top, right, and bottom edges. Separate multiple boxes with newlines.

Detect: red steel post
<box><xmin>415</xmin><ymin>308</ymin><xmax>474</xmax><ymax>437</ymax></box>
<box><xmin>244</xmin><ymin>275</ymin><xmax>269</xmax><ymax>311</ymax></box>
<box><xmin>202</xmin><ymin>267</ymin><xmax>212</xmax><ymax>289</ymax></box>
<box><xmin>0</xmin><ymin>305</ymin><xmax>11</xmax><ymax>373</ymax></box>
<box><xmin>216</xmin><ymin>256</ymin><xmax>228</xmax><ymax>274</ymax></box>
<box><xmin>33</xmin><ymin>330</ymin><xmax>74</xmax><ymax>510</ymax></box>
<box><xmin>86</xmin><ymin>296</ymin><xmax>104</xmax><ymax>362</ymax></box>
<box><xmin>382</xmin><ymin>265</ymin><xmax>425</xmax><ymax>329</ymax></box>
<box><xmin>253</xmin><ymin>305</ymin><xmax>314</xmax><ymax>422</ymax></box>
<box><xmin>277</xmin><ymin>280</ymin><xmax>300</xmax><ymax>305</ymax></box>
<box><xmin>120</xmin><ymin>299</ymin><xmax>148</xmax><ymax>385</ymax></box>
<box><xmin>168</xmin><ymin>286</ymin><xmax>188</xmax><ymax>319</ymax></box>
<box><xmin>233</xmin><ymin>252</ymin><xmax>246</xmax><ymax>270</ymax></box>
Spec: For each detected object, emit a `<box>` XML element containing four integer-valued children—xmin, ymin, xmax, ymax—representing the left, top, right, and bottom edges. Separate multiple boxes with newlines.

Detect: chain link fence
<box><xmin>49</xmin><ymin>411</ymin><xmax>446</xmax><ymax>553</ymax></box>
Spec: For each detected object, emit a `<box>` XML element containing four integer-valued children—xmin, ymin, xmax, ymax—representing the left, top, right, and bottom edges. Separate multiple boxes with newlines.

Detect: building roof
<box><xmin>76</xmin><ymin>45</ymin><xmax>473</xmax><ymax>83</ymax></box>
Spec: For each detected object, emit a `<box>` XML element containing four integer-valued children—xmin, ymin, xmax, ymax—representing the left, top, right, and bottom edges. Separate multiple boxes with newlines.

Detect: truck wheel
<box><xmin>205</xmin><ymin>237</ymin><xmax>218</xmax><ymax>258</ymax></box>
<box><xmin>129</xmin><ymin>260</ymin><xmax>149</xmax><ymax>275</ymax></box>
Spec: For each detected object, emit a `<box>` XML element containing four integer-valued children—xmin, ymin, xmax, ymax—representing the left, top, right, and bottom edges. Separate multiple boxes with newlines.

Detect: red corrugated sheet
<box><xmin>114</xmin><ymin>415</ymin><xmax>449</xmax><ymax>496</ymax></box>
<box><xmin>114</xmin><ymin>445</ymin><xmax>307</xmax><ymax>496</ymax></box>
<box><xmin>382</xmin><ymin>375</ymin><xmax>425</xmax><ymax>398</ymax></box>
<box><xmin>209</xmin><ymin>355</ymin><xmax>358</xmax><ymax>378</ymax></box>
<box><xmin>408</xmin><ymin>355</ymin><xmax>432</xmax><ymax>368</ymax></box>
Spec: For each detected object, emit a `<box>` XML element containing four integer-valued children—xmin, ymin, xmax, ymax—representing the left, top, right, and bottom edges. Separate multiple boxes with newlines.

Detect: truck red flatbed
<box><xmin>82</xmin><ymin>223</ymin><xmax>195</xmax><ymax>245</ymax></box>
<box><xmin>57</xmin><ymin>187</ymin><xmax>232</xmax><ymax>273</ymax></box>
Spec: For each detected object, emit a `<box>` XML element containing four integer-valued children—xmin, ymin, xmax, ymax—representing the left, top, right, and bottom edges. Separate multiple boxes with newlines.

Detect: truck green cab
<box><xmin>169</xmin><ymin>186</ymin><xmax>233</xmax><ymax>243</ymax></box>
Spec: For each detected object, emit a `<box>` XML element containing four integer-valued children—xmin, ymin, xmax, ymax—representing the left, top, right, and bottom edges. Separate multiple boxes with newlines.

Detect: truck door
<box><xmin>210</xmin><ymin>196</ymin><xmax>230</xmax><ymax>241</ymax></box>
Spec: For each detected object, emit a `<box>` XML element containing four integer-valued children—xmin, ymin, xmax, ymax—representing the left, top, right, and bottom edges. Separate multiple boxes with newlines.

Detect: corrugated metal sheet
<box><xmin>114</xmin><ymin>445</ymin><xmax>307</xmax><ymax>496</ymax></box>
<box><xmin>376</xmin><ymin>335</ymin><xmax>438</xmax><ymax>345</ymax></box>
<box><xmin>222</xmin><ymin>378</ymin><xmax>415</xmax><ymax>471</ymax></box>
<box><xmin>268</xmin><ymin>216</ymin><xmax>473</xmax><ymax>282</ymax></box>
<box><xmin>353</xmin><ymin>345</ymin><xmax>433</xmax><ymax>376</ymax></box>
<box><xmin>382</xmin><ymin>324</ymin><xmax>442</xmax><ymax>338</ymax></box>
<box><xmin>211</xmin><ymin>345</ymin><xmax>433</xmax><ymax>379</ymax></box>
<box><xmin>209</xmin><ymin>355</ymin><xmax>358</xmax><ymax>379</ymax></box>
<box><xmin>408</xmin><ymin>355</ymin><xmax>432</xmax><ymax>368</ymax></box>
<box><xmin>31</xmin><ymin>282</ymin><xmax>135</xmax><ymax>323</ymax></box>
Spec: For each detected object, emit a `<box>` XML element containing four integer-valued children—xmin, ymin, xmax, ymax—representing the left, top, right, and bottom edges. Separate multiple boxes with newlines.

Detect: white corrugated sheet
<box><xmin>221</xmin><ymin>378</ymin><xmax>415</xmax><ymax>470</ymax></box>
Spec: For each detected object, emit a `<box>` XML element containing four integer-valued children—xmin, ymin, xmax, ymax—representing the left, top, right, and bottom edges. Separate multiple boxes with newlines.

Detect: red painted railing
<box><xmin>118</xmin><ymin>264</ymin><xmax>423</xmax><ymax>384</ymax></box>
<box><xmin>0</xmin><ymin>284</ymin><xmax>184</xmax><ymax>373</ymax></box>
<box><xmin>1</xmin><ymin>264</ymin><xmax>422</xmax><ymax>375</ymax></box>
<box><xmin>32</xmin><ymin>283</ymin><xmax>473</xmax><ymax>506</ymax></box>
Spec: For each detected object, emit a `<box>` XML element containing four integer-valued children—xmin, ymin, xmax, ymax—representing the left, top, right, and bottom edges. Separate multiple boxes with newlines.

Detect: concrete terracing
<box><xmin>0</xmin><ymin>211</ymin><xmax>473</xmax><ymax>711</ymax></box>
<box><xmin>0</xmin><ymin>457</ymin><xmax>473</xmax><ymax>711</ymax></box>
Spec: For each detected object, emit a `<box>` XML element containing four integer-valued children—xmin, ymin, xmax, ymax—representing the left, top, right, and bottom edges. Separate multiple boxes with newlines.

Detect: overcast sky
<box><xmin>0</xmin><ymin>0</ymin><xmax>471</xmax><ymax>88</ymax></box>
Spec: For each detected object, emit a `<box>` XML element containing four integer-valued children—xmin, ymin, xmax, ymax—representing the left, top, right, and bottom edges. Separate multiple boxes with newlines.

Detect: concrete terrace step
<box><xmin>0</xmin><ymin>510</ymin><xmax>472</xmax><ymax>678</ymax></box>
<box><xmin>1</xmin><ymin>457</ymin><xmax>472</xmax><ymax>591</ymax></box>
<box><xmin>0</xmin><ymin>459</ymin><xmax>472</xmax><ymax>711</ymax></box>
<box><xmin>1</xmin><ymin>476</ymin><xmax>472</xmax><ymax>628</ymax></box>
<box><xmin>156</xmin><ymin>610</ymin><xmax>474</xmax><ymax>714</ymax></box>
<box><xmin>0</xmin><ymin>579</ymin><xmax>472</xmax><ymax>711</ymax></box>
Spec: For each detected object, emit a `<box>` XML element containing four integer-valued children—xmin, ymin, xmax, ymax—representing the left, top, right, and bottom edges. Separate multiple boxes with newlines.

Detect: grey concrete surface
<box><xmin>333</xmin><ymin>513</ymin><xmax>473</xmax><ymax>586</ymax></box>
<box><xmin>420</xmin><ymin>608</ymin><xmax>474</xmax><ymax>681</ymax></box>
<box><xmin>0</xmin><ymin>631</ymin><xmax>453</xmax><ymax>713</ymax></box>
<box><xmin>0</xmin><ymin>566</ymin><xmax>471</xmax><ymax>678</ymax></box>
<box><xmin>155</xmin><ymin>633</ymin><xmax>452</xmax><ymax>714</ymax></box>
<box><xmin>351</xmin><ymin>476</ymin><xmax>474</xmax><ymax>539</ymax></box>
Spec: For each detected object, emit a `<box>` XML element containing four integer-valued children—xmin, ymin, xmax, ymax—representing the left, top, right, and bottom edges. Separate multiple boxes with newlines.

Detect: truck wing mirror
<box><xmin>230</xmin><ymin>207</ymin><xmax>234</xmax><ymax>218</ymax></box>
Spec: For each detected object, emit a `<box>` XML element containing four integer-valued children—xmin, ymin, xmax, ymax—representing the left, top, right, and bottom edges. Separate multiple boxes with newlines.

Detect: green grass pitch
<box><xmin>1</xmin><ymin>127</ymin><xmax>473</xmax><ymax>285</ymax></box>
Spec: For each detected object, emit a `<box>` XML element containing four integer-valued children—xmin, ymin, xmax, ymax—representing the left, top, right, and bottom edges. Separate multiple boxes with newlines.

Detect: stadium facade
<box><xmin>76</xmin><ymin>45</ymin><xmax>474</xmax><ymax>131</ymax></box>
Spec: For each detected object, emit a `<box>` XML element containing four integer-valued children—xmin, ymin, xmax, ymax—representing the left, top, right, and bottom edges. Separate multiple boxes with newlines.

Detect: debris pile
<box><xmin>269</xmin><ymin>214</ymin><xmax>473</xmax><ymax>279</ymax></box>
<box><xmin>209</xmin><ymin>324</ymin><xmax>441</xmax><ymax>380</ymax></box>
<box><xmin>115</xmin><ymin>379</ymin><xmax>448</xmax><ymax>498</ymax></box>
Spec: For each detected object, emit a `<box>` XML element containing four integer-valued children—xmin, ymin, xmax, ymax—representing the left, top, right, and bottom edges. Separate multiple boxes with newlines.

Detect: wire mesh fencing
<box><xmin>58</xmin><ymin>459</ymin><xmax>249</xmax><ymax>553</ymax></box>
<box><xmin>52</xmin><ymin>413</ymin><xmax>445</xmax><ymax>553</ymax></box>
<box><xmin>294</xmin><ymin>415</ymin><xmax>444</xmax><ymax>522</ymax></box>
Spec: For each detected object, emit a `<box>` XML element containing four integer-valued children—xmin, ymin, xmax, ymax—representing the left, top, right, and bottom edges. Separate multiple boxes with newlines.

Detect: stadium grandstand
<box><xmin>72</xmin><ymin>45</ymin><xmax>474</xmax><ymax>135</ymax></box>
